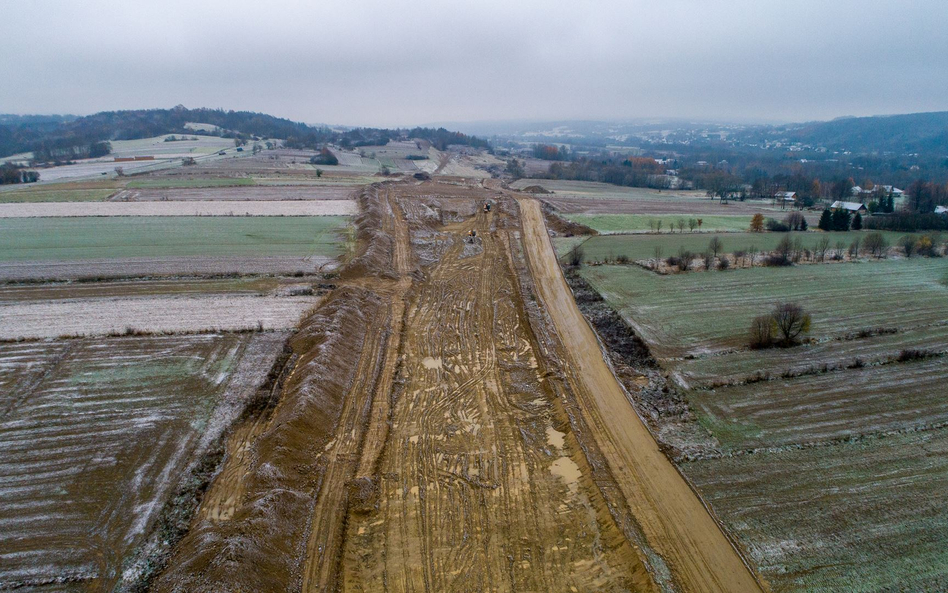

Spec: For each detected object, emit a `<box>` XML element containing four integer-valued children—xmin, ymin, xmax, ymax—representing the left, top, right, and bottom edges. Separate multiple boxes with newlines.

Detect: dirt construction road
<box><xmin>519</xmin><ymin>198</ymin><xmax>764</xmax><ymax>592</ymax></box>
<box><xmin>153</xmin><ymin>182</ymin><xmax>763</xmax><ymax>592</ymax></box>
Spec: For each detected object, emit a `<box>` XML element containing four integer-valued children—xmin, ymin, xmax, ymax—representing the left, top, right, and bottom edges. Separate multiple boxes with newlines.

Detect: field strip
<box><xmin>0</xmin><ymin>256</ymin><xmax>337</xmax><ymax>282</ymax></box>
<box><xmin>0</xmin><ymin>294</ymin><xmax>320</xmax><ymax>339</ymax></box>
<box><xmin>0</xmin><ymin>200</ymin><xmax>356</xmax><ymax>217</ymax></box>
<box><xmin>517</xmin><ymin>197</ymin><xmax>765</xmax><ymax>592</ymax></box>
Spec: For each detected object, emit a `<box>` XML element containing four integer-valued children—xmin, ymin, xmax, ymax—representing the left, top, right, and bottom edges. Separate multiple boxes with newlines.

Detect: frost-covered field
<box><xmin>0</xmin><ymin>294</ymin><xmax>320</xmax><ymax>339</ymax></box>
<box><xmin>0</xmin><ymin>333</ymin><xmax>287</xmax><ymax>590</ymax></box>
<box><xmin>0</xmin><ymin>200</ymin><xmax>356</xmax><ymax>217</ymax></box>
<box><xmin>579</xmin><ymin>256</ymin><xmax>948</xmax><ymax>589</ymax></box>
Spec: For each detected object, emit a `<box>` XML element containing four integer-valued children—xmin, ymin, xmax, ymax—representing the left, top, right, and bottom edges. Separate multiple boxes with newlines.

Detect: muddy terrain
<box><xmin>144</xmin><ymin>179</ymin><xmax>763</xmax><ymax>592</ymax></box>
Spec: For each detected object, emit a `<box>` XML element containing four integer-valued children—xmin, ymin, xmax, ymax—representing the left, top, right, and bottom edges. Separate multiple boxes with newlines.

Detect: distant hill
<box><xmin>0</xmin><ymin>106</ymin><xmax>489</xmax><ymax>161</ymax></box>
<box><xmin>777</xmin><ymin>112</ymin><xmax>948</xmax><ymax>154</ymax></box>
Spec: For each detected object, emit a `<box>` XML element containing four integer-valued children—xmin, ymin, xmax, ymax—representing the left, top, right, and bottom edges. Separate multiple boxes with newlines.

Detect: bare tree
<box><xmin>708</xmin><ymin>236</ymin><xmax>724</xmax><ymax>259</ymax></box>
<box><xmin>734</xmin><ymin>249</ymin><xmax>747</xmax><ymax>267</ymax></box>
<box><xmin>748</xmin><ymin>245</ymin><xmax>759</xmax><ymax>266</ymax></box>
<box><xmin>815</xmin><ymin>236</ymin><xmax>831</xmax><ymax>262</ymax></box>
<box><xmin>688</xmin><ymin>218</ymin><xmax>698</xmax><ymax>232</ymax></box>
<box><xmin>771</xmin><ymin>302</ymin><xmax>812</xmax><ymax>346</ymax></box>
<box><xmin>656</xmin><ymin>220</ymin><xmax>663</xmax><ymax>233</ymax></box>
<box><xmin>677</xmin><ymin>218</ymin><xmax>687</xmax><ymax>233</ymax></box>
<box><xmin>848</xmin><ymin>237</ymin><xmax>861</xmax><ymax>259</ymax></box>
<box><xmin>653</xmin><ymin>245</ymin><xmax>664</xmax><ymax>268</ymax></box>
<box><xmin>703</xmin><ymin>250</ymin><xmax>714</xmax><ymax>270</ymax></box>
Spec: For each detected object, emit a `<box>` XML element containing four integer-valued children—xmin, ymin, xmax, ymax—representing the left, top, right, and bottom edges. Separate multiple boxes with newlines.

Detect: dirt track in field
<box><xmin>152</xmin><ymin>180</ymin><xmax>763</xmax><ymax>592</ymax></box>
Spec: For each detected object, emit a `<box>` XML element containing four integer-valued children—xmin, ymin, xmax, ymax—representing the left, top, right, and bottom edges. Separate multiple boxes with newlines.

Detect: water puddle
<box><xmin>422</xmin><ymin>357</ymin><xmax>443</xmax><ymax>370</ymax></box>
<box><xmin>546</xmin><ymin>427</ymin><xmax>565</xmax><ymax>450</ymax></box>
<box><xmin>550</xmin><ymin>457</ymin><xmax>581</xmax><ymax>494</ymax></box>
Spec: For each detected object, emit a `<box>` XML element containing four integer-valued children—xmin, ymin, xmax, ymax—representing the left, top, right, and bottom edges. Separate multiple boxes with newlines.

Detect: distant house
<box><xmin>778</xmin><ymin>191</ymin><xmax>797</xmax><ymax>202</ymax></box>
<box><xmin>936</xmin><ymin>205</ymin><xmax>948</xmax><ymax>215</ymax></box>
<box><xmin>852</xmin><ymin>185</ymin><xmax>903</xmax><ymax>197</ymax></box>
<box><xmin>830</xmin><ymin>201</ymin><xmax>868</xmax><ymax>213</ymax></box>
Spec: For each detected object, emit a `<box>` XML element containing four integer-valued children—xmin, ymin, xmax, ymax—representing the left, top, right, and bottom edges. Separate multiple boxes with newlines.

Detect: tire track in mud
<box><xmin>334</xmin><ymin>190</ymin><xmax>650</xmax><ymax>591</ymax></box>
<box><xmin>153</xmin><ymin>181</ymin><xmax>662</xmax><ymax>592</ymax></box>
<box><xmin>516</xmin><ymin>197</ymin><xmax>766</xmax><ymax>593</ymax></box>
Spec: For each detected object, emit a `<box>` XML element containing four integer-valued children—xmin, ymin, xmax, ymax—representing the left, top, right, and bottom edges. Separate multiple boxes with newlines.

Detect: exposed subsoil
<box><xmin>150</xmin><ymin>179</ymin><xmax>764</xmax><ymax>592</ymax></box>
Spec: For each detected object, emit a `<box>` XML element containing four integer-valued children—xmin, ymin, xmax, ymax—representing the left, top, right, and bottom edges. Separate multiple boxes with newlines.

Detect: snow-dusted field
<box><xmin>0</xmin><ymin>294</ymin><xmax>320</xmax><ymax>339</ymax></box>
<box><xmin>0</xmin><ymin>332</ymin><xmax>287</xmax><ymax>589</ymax></box>
<box><xmin>0</xmin><ymin>200</ymin><xmax>356</xmax><ymax>217</ymax></box>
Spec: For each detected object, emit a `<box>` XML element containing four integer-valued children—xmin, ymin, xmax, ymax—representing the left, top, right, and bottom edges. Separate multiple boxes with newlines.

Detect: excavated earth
<box><xmin>148</xmin><ymin>179</ymin><xmax>764</xmax><ymax>592</ymax></box>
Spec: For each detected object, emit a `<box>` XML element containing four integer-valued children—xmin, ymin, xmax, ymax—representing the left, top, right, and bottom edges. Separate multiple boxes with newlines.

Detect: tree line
<box><xmin>0</xmin><ymin>107</ymin><xmax>490</xmax><ymax>162</ymax></box>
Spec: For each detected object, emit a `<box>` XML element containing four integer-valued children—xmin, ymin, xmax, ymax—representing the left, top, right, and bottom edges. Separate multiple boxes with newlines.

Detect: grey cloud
<box><xmin>1</xmin><ymin>0</ymin><xmax>946</xmax><ymax>126</ymax></box>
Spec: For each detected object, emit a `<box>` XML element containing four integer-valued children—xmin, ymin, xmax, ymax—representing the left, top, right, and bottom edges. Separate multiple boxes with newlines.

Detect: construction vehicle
<box><xmin>467</xmin><ymin>229</ymin><xmax>477</xmax><ymax>243</ymax></box>
<box><xmin>483</xmin><ymin>201</ymin><xmax>492</xmax><ymax>213</ymax></box>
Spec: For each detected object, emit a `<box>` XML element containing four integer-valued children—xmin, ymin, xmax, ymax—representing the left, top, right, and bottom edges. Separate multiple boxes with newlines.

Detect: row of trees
<box><xmin>543</xmin><ymin>157</ymin><xmax>671</xmax><ymax>189</ymax></box>
<box><xmin>0</xmin><ymin>163</ymin><xmax>39</xmax><ymax>184</ymax></box>
<box><xmin>648</xmin><ymin>218</ymin><xmax>705</xmax><ymax>233</ymax></box>
<box><xmin>0</xmin><ymin>107</ymin><xmax>491</xmax><ymax>163</ymax></box>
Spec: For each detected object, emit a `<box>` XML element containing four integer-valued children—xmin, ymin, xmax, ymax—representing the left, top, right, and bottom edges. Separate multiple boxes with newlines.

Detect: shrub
<box><xmin>863</xmin><ymin>232</ymin><xmax>889</xmax><ymax>258</ymax></box>
<box><xmin>898</xmin><ymin>234</ymin><xmax>918</xmax><ymax>257</ymax></box>
<box><xmin>898</xmin><ymin>349</ymin><xmax>934</xmax><ymax>362</ymax></box>
<box><xmin>569</xmin><ymin>246</ymin><xmax>584</xmax><ymax>267</ymax></box>
<box><xmin>616</xmin><ymin>254</ymin><xmax>630</xmax><ymax>264</ymax></box>
<box><xmin>766</xmin><ymin>218</ymin><xmax>790</xmax><ymax>232</ymax></box>
<box><xmin>676</xmin><ymin>248</ymin><xmax>693</xmax><ymax>272</ymax></box>
<box><xmin>749</xmin><ymin>315</ymin><xmax>775</xmax><ymax>349</ymax></box>
<box><xmin>702</xmin><ymin>251</ymin><xmax>714</xmax><ymax>270</ymax></box>
<box><xmin>916</xmin><ymin>235</ymin><xmax>937</xmax><ymax>257</ymax></box>
<box><xmin>718</xmin><ymin>257</ymin><xmax>730</xmax><ymax>270</ymax></box>
<box><xmin>784</xmin><ymin>211</ymin><xmax>805</xmax><ymax>231</ymax></box>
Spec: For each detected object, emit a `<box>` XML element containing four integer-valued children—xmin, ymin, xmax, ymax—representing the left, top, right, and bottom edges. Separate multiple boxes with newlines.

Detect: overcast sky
<box><xmin>2</xmin><ymin>0</ymin><xmax>947</xmax><ymax>127</ymax></box>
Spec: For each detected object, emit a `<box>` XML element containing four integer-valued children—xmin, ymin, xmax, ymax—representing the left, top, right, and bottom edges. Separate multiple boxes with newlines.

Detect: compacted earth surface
<box><xmin>145</xmin><ymin>179</ymin><xmax>761</xmax><ymax>592</ymax></box>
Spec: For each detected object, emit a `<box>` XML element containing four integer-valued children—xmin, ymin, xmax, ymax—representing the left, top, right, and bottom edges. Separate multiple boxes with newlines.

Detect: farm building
<box><xmin>830</xmin><ymin>200</ymin><xmax>868</xmax><ymax>213</ymax></box>
<box><xmin>778</xmin><ymin>191</ymin><xmax>797</xmax><ymax>203</ymax></box>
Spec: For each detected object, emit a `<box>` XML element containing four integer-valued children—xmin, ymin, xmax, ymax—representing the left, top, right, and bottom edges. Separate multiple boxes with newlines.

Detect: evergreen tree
<box><xmin>832</xmin><ymin>209</ymin><xmax>852</xmax><ymax>231</ymax></box>
<box><xmin>852</xmin><ymin>212</ymin><xmax>863</xmax><ymax>230</ymax></box>
<box><xmin>800</xmin><ymin>218</ymin><xmax>808</xmax><ymax>231</ymax></box>
<box><xmin>818</xmin><ymin>209</ymin><xmax>833</xmax><ymax>231</ymax></box>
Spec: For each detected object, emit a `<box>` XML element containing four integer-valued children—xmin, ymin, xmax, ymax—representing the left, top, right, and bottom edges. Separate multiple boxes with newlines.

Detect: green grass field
<box><xmin>0</xmin><ymin>216</ymin><xmax>347</xmax><ymax>261</ymax></box>
<box><xmin>683</xmin><ymin>429</ymin><xmax>948</xmax><ymax>591</ymax></box>
<box><xmin>0</xmin><ymin>188</ymin><xmax>117</xmax><ymax>203</ymax></box>
<box><xmin>127</xmin><ymin>177</ymin><xmax>255</xmax><ymax>189</ymax></box>
<box><xmin>581</xmin><ymin>258</ymin><xmax>948</xmax><ymax>358</ymax></box>
<box><xmin>566</xmin><ymin>214</ymin><xmax>754</xmax><ymax>234</ymax></box>
<box><xmin>566</xmin><ymin>230</ymin><xmax>906</xmax><ymax>263</ymax></box>
<box><xmin>576</xmin><ymin>254</ymin><xmax>948</xmax><ymax>589</ymax></box>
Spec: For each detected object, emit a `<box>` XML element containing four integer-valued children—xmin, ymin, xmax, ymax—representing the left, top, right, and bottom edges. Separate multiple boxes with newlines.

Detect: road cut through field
<box><xmin>151</xmin><ymin>180</ymin><xmax>765</xmax><ymax>592</ymax></box>
<box><xmin>517</xmin><ymin>197</ymin><xmax>765</xmax><ymax>593</ymax></box>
